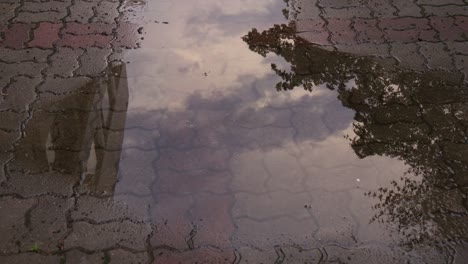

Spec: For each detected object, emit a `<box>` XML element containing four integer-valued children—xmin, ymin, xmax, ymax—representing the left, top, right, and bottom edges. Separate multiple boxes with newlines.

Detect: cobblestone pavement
<box><xmin>0</xmin><ymin>0</ymin><xmax>467</xmax><ymax>263</ymax></box>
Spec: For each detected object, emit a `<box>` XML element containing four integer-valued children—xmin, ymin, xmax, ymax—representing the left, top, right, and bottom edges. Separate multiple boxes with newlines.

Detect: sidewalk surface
<box><xmin>0</xmin><ymin>0</ymin><xmax>467</xmax><ymax>263</ymax></box>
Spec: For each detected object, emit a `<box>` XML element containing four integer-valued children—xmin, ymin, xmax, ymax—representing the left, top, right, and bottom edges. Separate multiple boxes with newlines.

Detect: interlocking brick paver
<box><xmin>390</xmin><ymin>42</ymin><xmax>427</xmax><ymax>71</ymax></box>
<box><xmin>0</xmin><ymin>197</ymin><xmax>36</xmax><ymax>254</ymax></box>
<box><xmin>1</xmin><ymin>23</ymin><xmax>33</xmax><ymax>49</ymax></box>
<box><xmin>430</xmin><ymin>16</ymin><xmax>466</xmax><ymax>41</ymax></box>
<box><xmin>21</xmin><ymin>196</ymin><xmax>73</xmax><ymax>252</ymax></box>
<box><xmin>419</xmin><ymin>42</ymin><xmax>455</xmax><ymax>70</ymax></box>
<box><xmin>109</xmin><ymin>249</ymin><xmax>149</xmax><ymax>264</ymax></box>
<box><xmin>327</xmin><ymin>18</ymin><xmax>357</xmax><ymax>44</ymax></box>
<box><xmin>0</xmin><ymin>48</ymin><xmax>52</xmax><ymax>63</ymax></box>
<box><xmin>66</xmin><ymin>0</ymin><xmax>95</xmax><ymax>23</ymax></box>
<box><xmin>14</xmin><ymin>10</ymin><xmax>67</xmax><ymax>23</ymax></box>
<box><xmin>66</xmin><ymin>250</ymin><xmax>106</xmax><ymax>264</ymax></box>
<box><xmin>72</xmin><ymin>195</ymin><xmax>151</xmax><ymax>222</ymax></box>
<box><xmin>0</xmin><ymin>254</ymin><xmax>61</xmax><ymax>264</ymax></box>
<box><xmin>28</xmin><ymin>22</ymin><xmax>61</xmax><ymax>48</ymax></box>
<box><xmin>0</xmin><ymin>76</ymin><xmax>41</xmax><ymax>112</ymax></box>
<box><xmin>65</xmin><ymin>221</ymin><xmax>152</xmax><ymax>251</ymax></box>
<box><xmin>46</xmin><ymin>48</ymin><xmax>84</xmax><ymax>77</ymax></box>
<box><xmin>93</xmin><ymin>0</ymin><xmax>120</xmax><ymax>23</ymax></box>
<box><xmin>393</xmin><ymin>0</ymin><xmax>423</xmax><ymax>16</ymax></box>
<box><xmin>233</xmin><ymin>191</ymin><xmax>311</xmax><ymax>220</ymax></box>
<box><xmin>0</xmin><ymin>3</ymin><xmax>19</xmax><ymax>24</ymax></box>
<box><xmin>75</xmin><ymin>47</ymin><xmax>112</xmax><ymax>76</ymax></box>
<box><xmin>0</xmin><ymin>0</ymin><xmax>468</xmax><ymax>262</ymax></box>
<box><xmin>153</xmin><ymin>248</ymin><xmax>235</xmax><ymax>264</ymax></box>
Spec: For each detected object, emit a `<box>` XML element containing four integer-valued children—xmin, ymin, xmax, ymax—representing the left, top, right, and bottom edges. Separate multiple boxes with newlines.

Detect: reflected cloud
<box><xmin>242</xmin><ymin>20</ymin><xmax>468</xmax><ymax>244</ymax></box>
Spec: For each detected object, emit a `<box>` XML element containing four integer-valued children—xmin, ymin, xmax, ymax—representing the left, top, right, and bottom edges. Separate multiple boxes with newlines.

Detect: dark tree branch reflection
<box><xmin>243</xmin><ymin>22</ymin><xmax>468</xmax><ymax>245</ymax></box>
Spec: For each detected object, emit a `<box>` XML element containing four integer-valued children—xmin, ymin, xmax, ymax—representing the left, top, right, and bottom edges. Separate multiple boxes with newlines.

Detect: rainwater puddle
<box><xmin>1</xmin><ymin>0</ymin><xmax>467</xmax><ymax>262</ymax></box>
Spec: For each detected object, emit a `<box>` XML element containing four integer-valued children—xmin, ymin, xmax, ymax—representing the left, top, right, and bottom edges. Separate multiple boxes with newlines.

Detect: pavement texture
<box><xmin>0</xmin><ymin>0</ymin><xmax>467</xmax><ymax>263</ymax></box>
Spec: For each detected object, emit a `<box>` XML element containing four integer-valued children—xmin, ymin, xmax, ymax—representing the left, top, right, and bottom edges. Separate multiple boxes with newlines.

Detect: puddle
<box><xmin>0</xmin><ymin>0</ymin><xmax>467</xmax><ymax>262</ymax></box>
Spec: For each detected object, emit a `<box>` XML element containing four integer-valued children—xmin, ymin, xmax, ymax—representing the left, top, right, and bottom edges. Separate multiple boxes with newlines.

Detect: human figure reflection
<box><xmin>12</xmin><ymin>64</ymin><xmax>129</xmax><ymax>194</ymax></box>
<box><xmin>243</xmin><ymin>23</ymin><xmax>468</xmax><ymax>244</ymax></box>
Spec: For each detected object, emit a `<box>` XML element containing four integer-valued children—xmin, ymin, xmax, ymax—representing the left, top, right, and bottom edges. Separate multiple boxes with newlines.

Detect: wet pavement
<box><xmin>0</xmin><ymin>0</ymin><xmax>468</xmax><ymax>263</ymax></box>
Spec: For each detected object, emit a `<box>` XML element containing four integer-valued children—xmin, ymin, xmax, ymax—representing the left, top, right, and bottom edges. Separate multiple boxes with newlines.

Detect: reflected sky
<box><xmin>1</xmin><ymin>0</ymin><xmax>466</xmax><ymax>261</ymax></box>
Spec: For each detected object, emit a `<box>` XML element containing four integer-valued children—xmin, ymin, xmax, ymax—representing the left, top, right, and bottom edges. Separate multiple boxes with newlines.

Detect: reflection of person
<box><xmin>13</xmin><ymin>64</ymin><xmax>129</xmax><ymax>194</ymax></box>
<box><xmin>243</xmin><ymin>23</ymin><xmax>468</xmax><ymax>244</ymax></box>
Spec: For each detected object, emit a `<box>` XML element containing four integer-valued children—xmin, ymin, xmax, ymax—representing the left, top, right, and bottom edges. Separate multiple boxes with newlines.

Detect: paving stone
<box><xmin>324</xmin><ymin>245</ymin><xmax>403</xmax><ymax>264</ymax></box>
<box><xmin>47</xmin><ymin>48</ymin><xmax>84</xmax><ymax>77</ymax></box>
<box><xmin>319</xmin><ymin>0</ymin><xmax>364</xmax><ymax>8</ymax></box>
<box><xmin>367</xmin><ymin>0</ymin><xmax>397</xmax><ymax>17</ymax></box>
<box><xmin>236</xmin><ymin>247</ymin><xmax>278</xmax><ymax>264</ymax></box>
<box><xmin>297</xmin><ymin>31</ymin><xmax>331</xmax><ymax>45</ymax></box>
<box><xmin>156</xmin><ymin>148</ymin><xmax>230</xmax><ymax>171</ymax></box>
<box><xmin>430</xmin><ymin>17</ymin><xmax>465</xmax><ymax>41</ymax></box>
<box><xmin>263</xmin><ymin>148</ymin><xmax>306</xmax><ymax>192</ymax></box>
<box><xmin>419</xmin><ymin>42</ymin><xmax>454</xmax><ymax>70</ymax></box>
<box><xmin>230</xmin><ymin>150</ymin><xmax>269</xmax><ymax>193</ymax></box>
<box><xmin>93</xmin><ymin>0</ymin><xmax>120</xmax><ymax>23</ymax></box>
<box><xmin>72</xmin><ymin>195</ymin><xmax>151</xmax><ymax>222</ymax></box>
<box><xmin>327</xmin><ymin>18</ymin><xmax>357</xmax><ymax>44</ymax></box>
<box><xmin>64</xmin><ymin>22</ymin><xmax>115</xmax><ymax>35</ymax></box>
<box><xmin>233</xmin><ymin>217</ymin><xmax>317</xmax><ymax>248</ymax></box>
<box><xmin>65</xmin><ymin>221</ymin><xmax>152</xmax><ymax>251</ymax></box>
<box><xmin>322</xmin><ymin>6</ymin><xmax>372</xmax><ymax>19</ymax></box>
<box><xmin>0</xmin><ymin>3</ymin><xmax>19</xmax><ymax>24</ymax></box>
<box><xmin>38</xmin><ymin>77</ymin><xmax>92</xmax><ymax>94</ymax></box>
<box><xmin>354</xmin><ymin>18</ymin><xmax>385</xmax><ymax>44</ymax></box>
<box><xmin>335</xmin><ymin>43</ymin><xmax>390</xmax><ymax>57</ymax></box>
<box><xmin>191</xmin><ymin>194</ymin><xmax>234</xmax><ymax>248</ymax></box>
<box><xmin>0</xmin><ymin>171</ymin><xmax>76</xmax><ymax>197</ymax></box>
<box><xmin>417</xmin><ymin>0</ymin><xmax>465</xmax><ymax>4</ymax></box>
<box><xmin>392</xmin><ymin>0</ymin><xmax>423</xmax><ymax>16</ymax></box>
<box><xmin>150</xmin><ymin>194</ymin><xmax>194</xmax><ymax>249</ymax></box>
<box><xmin>0</xmin><ymin>61</ymin><xmax>46</xmax><ymax>78</ymax></box>
<box><xmin>66</xmin><ymin>250</ymin><xmax>106</xmax><ymax>264</ymax></box>
<box><xmin>282</xmin><ymin>246</ymin><xmax>322</xmax><ymax>263</ymax></box>
<box><xmin>1</xmin><ymin>23</ymin><xmax>33</xmax><ymax>49</ymax></box>
<box><xmin>0</xmin><ymin>131</ymin><xmax>20</xmax><ymax>154</ymax></box>
<box><xmin>155</xmin><ymin>169</ymin><xmax>230</xmax><ymax>195</ymax></box>
<box><xmin>29</xmin><ymin>22</ymin><xmax>62</xmax><ymax>49</ymax></box>
<box><xmin>293</xmin><ymin>0</ymin><xmax>322</xmax><ymax>20</ymax></box>
<box><xmin>447</xmin><ymin>42</ymin><xmax>468</xmax><ymax>55</ymax></box>
<box><xmin>0</xmin><ymin>153</ymin><xmax>13</xmax><ymax>183</ymax></box>
<box><xmin>109</xmin><ymin>249</ymin><xmax>149</xmax><ymax>264</ymax></box>
<box><xmin>20</xmin><ymin>1</ymin><xmax>70</xmax><ymax>13</ymax></box>
<box><xmin>113</xmin><ymin>22</ymin><xmax>143</xmax><ymax>49</ymax></box>
<box><xmin>75</xmin><ymin>47</ymin><xmax>112</xmax><ymax>76</ymax></box>
<box><xmin>453</xmin><ymin>55</ymin><xmax>468</xmax><ymax>82</ymax></box>
<box><xmin>233</xmin><ymin>191</ymin><xmax>311</xmax><ymax>220</ymax></box>
<box><xmin>390</xmin><ymin>42</ymin><xmax>427</xmax><ymax>71</ymax></box>
<box><xmin>0</xmin><ymin>253</ymin><xmax>62</xmax><ymax>264</ymax></box>
<box><xmin>66</xmin><ymin>1</ymin><xmax>96</xmax><ymax>23</ymax></box>
<box><xmin>20</xmin><ymin>196</ymin><xmax>74</xmax><ymax>252</ymax></box>
<box><xmin>0</xmin><ymin>76</ymin><xmax>41</xmax><ymax>112</ymax></box>
<box><xmin>0</xmin><ymin>48</ymin><xmax>53</xmax><ymax>63</ymax></box>
<box><xmin>153</xmin><ymin>248</ymin><xmax>235</xmax><ymax>264</ymax></box>
<box><xmin>309</xmin><ymin>190</ymin><xmax>357</xmax><ymax>245</ymax></box>
<box><xmin>14</xmin><ymin>11</ymin><xmax>67</xmax><ymax>23</ymax></box>
<box><xmin>0</xmin><ymin>197</ymin><xmax>36</xmax><ymax>254</ymax></box>
<box><xmin>228</xmin><ymin>126</ymin><xmax>295</xmax><ymax>149</ymax></box>
<box><xmin>423</xmin><ymin>5</ymin><xmax>468</xmax><ymax>16</ymax></box>
<box><xmin>0</xmin><ymin>111</ymin><xmax>27</xmax><ymax>131</ymax></box>
<box><xmin>114</xmin><ymin>149</ymin><xmax>158</xmax><ymax>196</ymax></box>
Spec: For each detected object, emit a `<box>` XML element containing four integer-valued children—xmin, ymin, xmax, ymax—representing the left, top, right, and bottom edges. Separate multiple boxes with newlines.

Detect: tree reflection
<box><xmin>243</xmin><ymin>22</ymin><xmax>468</xmax><ymax>244</ymax></box>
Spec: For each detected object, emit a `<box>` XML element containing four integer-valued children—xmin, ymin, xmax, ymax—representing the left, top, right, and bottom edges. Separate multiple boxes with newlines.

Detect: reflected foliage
<box><xmin>243</xmin><ymin>23</ymin><xmax>468</xmax><ymax>244</ymax></box>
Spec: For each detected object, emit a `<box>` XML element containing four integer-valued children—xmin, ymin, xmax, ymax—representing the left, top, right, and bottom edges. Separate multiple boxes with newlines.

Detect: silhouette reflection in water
<box><xmin>12</xmin><ymin>64</ymin><xmax>128</xmax><ymax>194</ymax></box>
<box><xmin>243</xmin><ymin>23</ymin><xmax>468</xmax><ymax>244</ymax></box>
